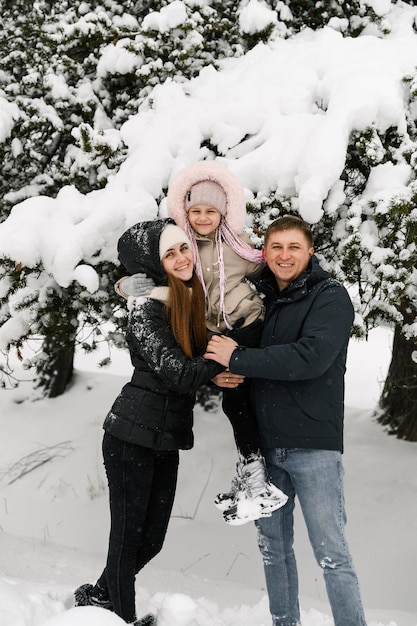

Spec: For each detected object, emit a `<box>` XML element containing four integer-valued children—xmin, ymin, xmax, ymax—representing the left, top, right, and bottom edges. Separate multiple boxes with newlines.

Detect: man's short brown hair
<box><xmin>264</xmin><ymin>215</ymin><xmax>314</xmax><ymax>248</ymax></box>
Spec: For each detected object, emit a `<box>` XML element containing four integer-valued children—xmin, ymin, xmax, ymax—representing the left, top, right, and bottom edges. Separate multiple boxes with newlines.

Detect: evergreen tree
<box><xmin>0</xmin><ymin>0</ymin><xmax>259</xmax><ymax>397</ymax></box>
<box><xmin>249</xmin><ymin>71</ymin><xmax>417</xmax><ymax>441</ymax></box>
<box><xmin>336</xmin><ymin>115</ymin><xmax>417</xmax><ymax>440</ymax></box>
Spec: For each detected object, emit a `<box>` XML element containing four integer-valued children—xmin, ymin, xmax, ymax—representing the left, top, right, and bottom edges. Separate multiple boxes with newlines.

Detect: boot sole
<box><xmin>223</xmin><ymin>498</ymin><xmax>288</xmax><ymax>524</ymax></box>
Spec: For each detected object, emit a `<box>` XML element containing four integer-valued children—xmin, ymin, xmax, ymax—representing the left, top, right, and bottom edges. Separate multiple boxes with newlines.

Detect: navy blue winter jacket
<box><xmin>229</xmin><ymin>256</ymin><xmax>354</xmax><ymax>452</ymax></box>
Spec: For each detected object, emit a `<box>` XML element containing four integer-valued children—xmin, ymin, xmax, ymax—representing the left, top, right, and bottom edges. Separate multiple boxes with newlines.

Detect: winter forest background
<box><xmin>0</xmin><ymin>0</ymin><xmax>416</xmax><ymax>441</ymax></box>
<box><xmin>0</xmin><ymin>1</ymin><xmax>417</xmax><ymax>624</ymax></box>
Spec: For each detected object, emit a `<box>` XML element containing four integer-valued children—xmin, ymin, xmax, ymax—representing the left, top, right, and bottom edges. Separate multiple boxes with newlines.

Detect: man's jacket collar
<box><xmin>256</xmin><ymin>255</ymin><xmax>330</xmax><ymax>301</ymax></box>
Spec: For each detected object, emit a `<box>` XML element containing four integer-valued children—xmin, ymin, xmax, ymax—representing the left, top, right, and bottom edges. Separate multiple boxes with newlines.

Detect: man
<box><xmin>204</xmin><ymin>215</ymin><xmax>367</xmax><ymax>626</ymax></box>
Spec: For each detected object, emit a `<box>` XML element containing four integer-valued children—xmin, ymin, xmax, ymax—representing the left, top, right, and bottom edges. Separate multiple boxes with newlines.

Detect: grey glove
<box><xmin>115</xmin><ymin>273</ymin><xmax>155</xmax><ymax>299</ymax></box>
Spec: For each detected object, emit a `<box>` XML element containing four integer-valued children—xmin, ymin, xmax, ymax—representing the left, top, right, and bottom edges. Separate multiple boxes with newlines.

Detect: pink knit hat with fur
<box><xmin>167</xmin><ymin>160</ymin><xmax>246</xmax><ymax>234</ymax></box>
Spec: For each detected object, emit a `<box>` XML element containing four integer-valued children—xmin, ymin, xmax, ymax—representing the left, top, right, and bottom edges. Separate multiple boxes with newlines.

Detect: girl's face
<box><xmin>188</xmin><ymin>204</ymin><xmax>222</xmax><ymax>236</ymax></box>
<box><xmin>161</xmin><ymin>242</ymin><xmax>194</xmax><ymax>281</ymax></box>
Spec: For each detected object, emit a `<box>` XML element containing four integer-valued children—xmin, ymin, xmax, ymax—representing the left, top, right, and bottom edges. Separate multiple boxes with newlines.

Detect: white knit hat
<box><xmin>159</xmin><ymin>224</ymin><xmax>191</xmax><ymax>259</ymax></box>
<box><xmin>185</xmin><ymin>180</ymin><xmax>227</xmax><ymax>214</ymax></box>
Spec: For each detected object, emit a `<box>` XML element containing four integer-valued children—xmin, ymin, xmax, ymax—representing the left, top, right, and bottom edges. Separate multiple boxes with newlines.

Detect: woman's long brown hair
<box><xmin>166</xmin><ymin>273</ymin><xmax>207</xmax><ymax>358</ymax></box>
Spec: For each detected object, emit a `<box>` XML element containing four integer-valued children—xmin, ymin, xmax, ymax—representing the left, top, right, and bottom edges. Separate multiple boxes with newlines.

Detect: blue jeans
<box><xmin>255</xmin><ymin>448</ymin><xmax>367</xmax><ymax>626</ymax></box>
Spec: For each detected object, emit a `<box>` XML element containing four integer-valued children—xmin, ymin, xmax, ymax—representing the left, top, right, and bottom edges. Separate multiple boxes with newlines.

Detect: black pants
<box><xmin>97</xmin><ymin>433</ymin><xmax>179</xmax><ymax>623</ymax></box>
<box><xmin>221</xmin><ymin>318</ymin><xmax>263</xmax><ymax>460</ymax></box>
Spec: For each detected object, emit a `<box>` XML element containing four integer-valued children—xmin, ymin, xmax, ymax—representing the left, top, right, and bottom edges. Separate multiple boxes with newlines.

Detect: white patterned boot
<box><xmin>223</xmin><ymin>456</ymin><xmax>288</xmax><ymax>525</ymax></box>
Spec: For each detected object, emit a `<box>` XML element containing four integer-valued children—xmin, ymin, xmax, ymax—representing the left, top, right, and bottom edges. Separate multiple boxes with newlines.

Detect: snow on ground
<box><xmin>0</xmin><ymin>327</ymin><xmax>417</xmax><ymax>626</ymax></box>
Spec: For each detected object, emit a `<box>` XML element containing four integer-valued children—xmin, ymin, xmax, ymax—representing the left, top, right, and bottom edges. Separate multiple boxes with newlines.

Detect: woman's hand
<box><xmin>212</xmin><ymin>370</ymin><xmax>245</xmax><ymax>388</ymax></box>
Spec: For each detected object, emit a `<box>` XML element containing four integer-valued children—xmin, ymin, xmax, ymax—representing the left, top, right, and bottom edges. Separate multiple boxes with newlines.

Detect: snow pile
<box><xmin>1</xmin><ymin>5</ymin><xmax>417</xmax><ymax>284</ymax></box>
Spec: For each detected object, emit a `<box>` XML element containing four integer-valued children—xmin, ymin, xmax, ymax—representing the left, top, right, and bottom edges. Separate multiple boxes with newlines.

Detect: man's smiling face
<box><xmin>262</xmin><ymin>228</ymin><xmax>314</xmax><ymax>291</ymax></box>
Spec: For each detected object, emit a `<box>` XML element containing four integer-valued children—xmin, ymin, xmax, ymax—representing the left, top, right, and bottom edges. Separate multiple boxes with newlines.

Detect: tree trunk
<box><xmin>378</xmin><ymin>321</ymin><xmax>417</xmax><ymax>441</ymax></box>
<box><xmin>35</xmin><ymin>329</ymin><xmax>76</xmax><ymax>399</ymax></box>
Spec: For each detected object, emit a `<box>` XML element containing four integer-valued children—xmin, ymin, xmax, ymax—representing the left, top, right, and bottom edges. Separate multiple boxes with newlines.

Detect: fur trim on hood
<box><xmin>167</xmin><ymin>161</ymin><xmax>246</xmax><ymax>234</ymax></box>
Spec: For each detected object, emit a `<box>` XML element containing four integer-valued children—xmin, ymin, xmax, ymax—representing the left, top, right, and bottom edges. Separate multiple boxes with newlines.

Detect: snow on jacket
<box><xmin>196</xmin><ymin>231</ymin><xmax>264</xmax><ymax>334</ymax></box>
<box><xmin>228</xmin><ymin>256</ymin><xmax>354</xmax><ymax>452</ymax></box>
<box><xmin>103</xmin><ymin>218</ymin><xmax>223</xmax><ymax>451</ymax></box>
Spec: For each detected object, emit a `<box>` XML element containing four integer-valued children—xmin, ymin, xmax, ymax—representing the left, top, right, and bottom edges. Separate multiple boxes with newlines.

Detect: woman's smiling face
<box><xmin>161</xmin><ymin>242</ymin><xmax>194</xmax><ymax>281</ymax></box>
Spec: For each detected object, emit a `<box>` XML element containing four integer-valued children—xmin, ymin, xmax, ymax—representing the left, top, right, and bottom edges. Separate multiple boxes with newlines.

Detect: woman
<box><xmin>74</xmin><ymin>218</ymin><xmax>236</xmax><ymax>625</ymax></box>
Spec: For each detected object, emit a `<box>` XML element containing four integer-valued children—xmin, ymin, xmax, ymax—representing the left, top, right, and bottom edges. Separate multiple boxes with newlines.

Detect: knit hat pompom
<box><xmin>185</xmin><ymin>180</ymin><xmax>227</xmax><ymax>215</ymax></box>
<box><xmin>159</xmin><ymin>224</ymin><xmax>192</xmax><ymax>259</ymax></box>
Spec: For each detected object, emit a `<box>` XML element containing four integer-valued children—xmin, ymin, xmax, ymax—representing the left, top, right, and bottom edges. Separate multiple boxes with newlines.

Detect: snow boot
<box><xmin>221</xmin><ymin>457</ymin><xmax>288</xmax><ymax>525</ymax></box>
<box><xmin>214</xmin><ymin>453</ymin><xmax>264</xmax><ymax>512</ymax></box>
<box><xmin>133</xmin><ymin>613</ymin><xmax>157</xmax><ymax>625</ymax></box>
<box><xmin>74</xmin><ymin>582</ymin><xmax>113</xmax><ymax>611</ymax></box>
<box><xmin>214</xmin><ymin>475</ymin><xmax>241</xmax><ymax>512</ymax></box>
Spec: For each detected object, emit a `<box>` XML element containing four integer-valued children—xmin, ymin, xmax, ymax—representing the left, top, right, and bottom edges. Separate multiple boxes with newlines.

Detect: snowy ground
<box><xmin>0</xmin><ymin>326</ymin><xmax>417</xmax><ymax>626</ymax></box>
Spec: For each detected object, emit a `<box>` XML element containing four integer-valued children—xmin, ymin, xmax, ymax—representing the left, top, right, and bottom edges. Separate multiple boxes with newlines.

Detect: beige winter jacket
<box><xmin>196</xmin><ymin>232</ymin><xmax>265</xmax><ymax>334</ymax></box>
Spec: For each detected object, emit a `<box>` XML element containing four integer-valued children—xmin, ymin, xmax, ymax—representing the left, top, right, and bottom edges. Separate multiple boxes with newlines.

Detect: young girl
<box><xmin>74</xmin><ymin>218</ymin><xmax>230</xmax><ymax>625</ymax></box>
<box><xmin>166</xmin><ymin>161</ymin><xmax>287</xmax><ymax>524</ymax></box>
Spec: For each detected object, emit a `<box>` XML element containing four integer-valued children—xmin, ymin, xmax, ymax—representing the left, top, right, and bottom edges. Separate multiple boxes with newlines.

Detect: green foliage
<box><xmin>0</xmin><ymin>1</ymin><xmax>126</xmax><ymax>216</ymax></box>
<box><xmin>333</xmin><ymin>113</ymin><xmax>417</xmax><ymax>341</ymax></box>
<box><xmin>0</xmin><ymin>0</ymin><xmax>416</xmax><ymax>404</ymax></box>
<box><xmin>195</xmin><ymin>384</ymin><xmax>222</xmax><ymax>413</ymax></box>
<box><xmin>0</xmin><ymin>0</ymin><xmax>387</xmax><ymax>218</ymax></box>
<box><xmin>246</xmin><ymin>74</ymin><xmax>417</xmax><ymax>349</ymax></box>
<box><xmin>0</xmin><ymin>256</ymin><xmax>128</xmax><ymax>393</ymax></box>
<box><xmin>0</xmin><ymin>0</ymin><xmax>279</xmax><ymax>396</ymax></box>
<box><xmin>270</xmin><ymin>0</ymin><xmax>396</xmax><ymax>36</ymax></box>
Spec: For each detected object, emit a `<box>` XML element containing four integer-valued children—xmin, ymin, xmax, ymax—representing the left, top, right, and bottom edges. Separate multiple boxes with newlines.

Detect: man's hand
<box><xmin>204</xmin><ymin>335</ymin><xmax>238</xmax><ymax>368</ymax></box>
<box><xmin>212</xmin><ymin>370</ymin><xmax>245</xmax><ymax>388</ymax></box>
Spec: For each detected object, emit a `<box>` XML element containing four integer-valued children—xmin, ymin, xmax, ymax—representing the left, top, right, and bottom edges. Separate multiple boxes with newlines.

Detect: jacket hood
<box><xmin>117</xmin><ymin>218</ymin><xmax>175</xmax><ymax>285</ymax></box>
<box><xmin>167</xmin><ymin>160</ymin><xmax>246</xmax><ymax>234</ymax></box>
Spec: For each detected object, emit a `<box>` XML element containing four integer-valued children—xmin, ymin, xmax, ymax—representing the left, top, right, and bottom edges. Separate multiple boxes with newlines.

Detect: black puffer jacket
<box><xmin>103</xmin><ymin>219</ymin><xmax>223</xmax><ymax>451</ymax></box>
<box><xmin>229</xmin><ymin>256</ymin><xmax>354</xmax><ymax>452</ymax></box>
